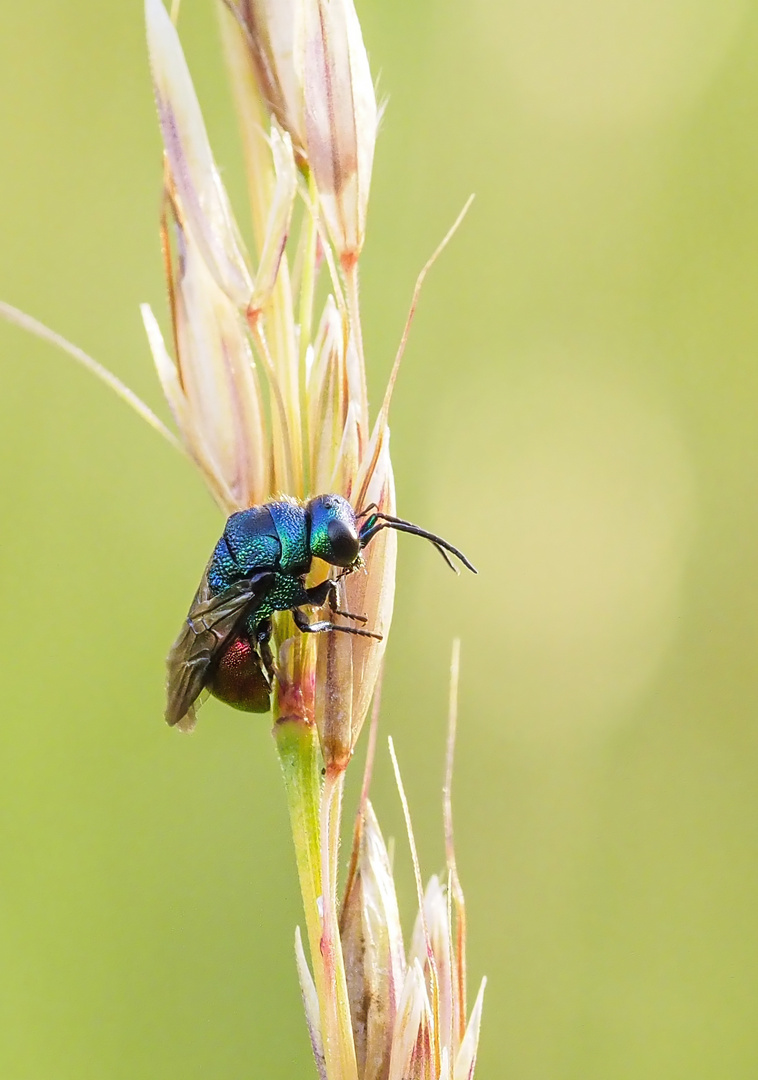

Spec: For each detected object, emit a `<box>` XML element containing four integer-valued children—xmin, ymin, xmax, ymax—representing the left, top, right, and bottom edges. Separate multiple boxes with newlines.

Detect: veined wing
<box><xmin>165</xmin><ymin>568</ymin><xmax>273</xmax><ymax>731</ymax></box>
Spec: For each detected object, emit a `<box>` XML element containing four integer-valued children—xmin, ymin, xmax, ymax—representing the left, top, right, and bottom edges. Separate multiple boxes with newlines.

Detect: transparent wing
<box><xmin>165</xmin><ymin>567</ymin><xmax>273</xmax><ymax>730</ymax></box>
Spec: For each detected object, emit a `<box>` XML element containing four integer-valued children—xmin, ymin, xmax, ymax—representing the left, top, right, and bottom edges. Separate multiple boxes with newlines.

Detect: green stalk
<box><xmin>274</xmin><ymin>719</ymin><xmax>325</xmax><ymax>1008</ymax></box>
<box><xmin>275</xmin><ymin>719</ymin><xmax>358</xmax><ymax>1080</ymax></box>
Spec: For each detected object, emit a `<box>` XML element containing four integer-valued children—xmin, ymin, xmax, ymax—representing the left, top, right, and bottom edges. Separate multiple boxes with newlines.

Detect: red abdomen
<box><xmin>209</xmin><ymin>635</ymin><xmax>271</xmax><ymax>713</ymax></box>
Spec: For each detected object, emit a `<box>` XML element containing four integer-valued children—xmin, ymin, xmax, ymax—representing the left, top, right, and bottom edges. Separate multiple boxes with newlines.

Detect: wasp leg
<box><xmin>304</xmin><ymin>579</ymin><xmax>333</xmax><ymax>607</ymax></box>
<box><xmin>331</xmin><ymin>607</ymin><xmax>368</xmax><ymax>624</ymax></box>
<box><xmin>255</xmin><ymin>617</ymin><xmax>275</xmax><ymax>682</ymax></box>
<box><xmin>304</xmin><ymin>579</ymin><xmax>369</xmax><ymax>623</ymax></box>
<box><xmin>293</xmin><ymin>606</ymin><xmax>382</xmax><ymax>641</ymax></box>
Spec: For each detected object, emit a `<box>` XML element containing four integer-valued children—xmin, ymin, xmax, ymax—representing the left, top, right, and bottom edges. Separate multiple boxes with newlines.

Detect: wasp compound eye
<box><xmin>327</xmin><ymin>517</ymin><xmax>361</xmax><ymax>567</ymax></box>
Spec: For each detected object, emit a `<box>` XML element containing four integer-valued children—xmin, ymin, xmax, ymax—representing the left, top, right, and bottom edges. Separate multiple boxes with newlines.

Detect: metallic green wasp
<box><xmin>166</xmin><ymin>494</ymin><xmax>475</xmax><ymax>729</ymax></box>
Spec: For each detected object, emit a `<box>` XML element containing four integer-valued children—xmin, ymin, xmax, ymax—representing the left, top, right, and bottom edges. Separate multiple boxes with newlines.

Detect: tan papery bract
<box><xmin>248</xmin><ymin>126</ymin><xmax>298</xmax><ymax>314</ymax></box>
<box><xmin>307</xmin><ymin>297</ymin><xmax>345</xmax><ymax>492</ymax></box>
<box><xmin>316</xmin><ymin>447</ymin><xmax>395</xmax><ymax>769</ymax></box>
<box><xmin>453</xmin><ymin>980</ymin><xmax>486</xmax><ymax>1080</ymax></box>
<box><xmin>409</xmin><ymin>877</ymin><xmax>455</xmax><ymax>1059</ymax></box>
<box><xmin>141</xmin><ymin>302</ymin><xmax>237</xmax><ymax>512</ymax></box>
<box><xmin>341</xmin><ymin>801</ymin><xmax>406</xmax><ymax>1080</ymax></box>
<box><xmin>303</xmin><ymin>0</ymin><xmax>377</xmax><ymax>261</ymax></box>
<box><xmin>172</xmin><ymin>229</ymin><xmax>268</xmax><ymax>510</ymax></box>
<box><xmin>227</xmin><ymin>0</ymin><xmax>307</xmax><ymax>156</ymax></box>
<box><xmin>388</xmin><ymin>962</ymin><xmax>431</xmax><ymax>1080</ymax></box>
<box><xmin>296</xmin><ymin>926</ymin><xmax>328</xmax><ymax>1080</ymax></box>
<box><xmin>146</xmin><ymin>0</ymin><xmax>253</xmax><ymax>309</ymax></box>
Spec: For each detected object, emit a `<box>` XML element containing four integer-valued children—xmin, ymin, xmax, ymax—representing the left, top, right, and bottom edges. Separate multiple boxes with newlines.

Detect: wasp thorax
<box><xmin>308</xmin><ymin>494</ymin><xmax>360</xmax><ymax>567</ymax></box>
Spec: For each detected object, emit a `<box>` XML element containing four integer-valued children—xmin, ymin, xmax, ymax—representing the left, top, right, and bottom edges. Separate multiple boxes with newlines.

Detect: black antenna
<box><xmin>358</xmin><ymin>511</ymin><xmax>477</xmax><ymax>574</ymax></box>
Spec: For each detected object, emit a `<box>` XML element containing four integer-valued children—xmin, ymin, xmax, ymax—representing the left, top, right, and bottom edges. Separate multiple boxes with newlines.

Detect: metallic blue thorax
<box><xmin>207</xmin><ymin>500</ymin><xmax>313</xmax><ymax>632</ymax></box>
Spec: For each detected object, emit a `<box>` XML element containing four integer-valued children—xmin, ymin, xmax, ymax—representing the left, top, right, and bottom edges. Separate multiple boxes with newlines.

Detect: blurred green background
<box><xmin>2</xmin><ymin>0</ymin><xmax>758</xmax><ymax>1076</ymax></box>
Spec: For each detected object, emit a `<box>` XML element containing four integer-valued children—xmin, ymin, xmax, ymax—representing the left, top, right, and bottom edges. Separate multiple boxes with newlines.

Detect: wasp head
<box><xmin>307</xmin><ymin>494</ymin><xmax>362</xmax><ymax>568</ymax></box>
